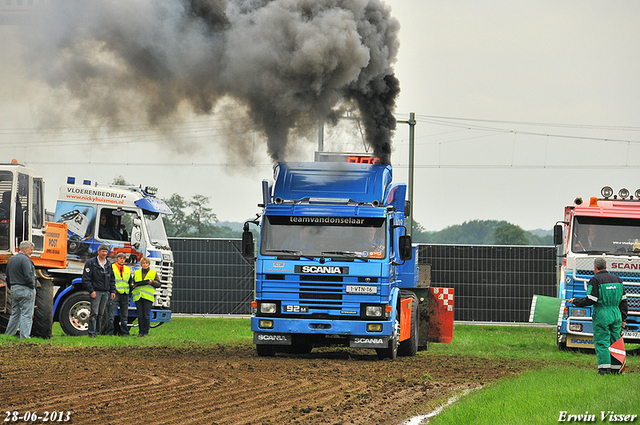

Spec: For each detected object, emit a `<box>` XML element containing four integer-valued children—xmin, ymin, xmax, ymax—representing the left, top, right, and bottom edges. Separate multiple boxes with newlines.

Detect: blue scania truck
<box><xmin>242</xmin><ymin>160</ymin><xmax>454</xmax><ymax>358</ymax></box>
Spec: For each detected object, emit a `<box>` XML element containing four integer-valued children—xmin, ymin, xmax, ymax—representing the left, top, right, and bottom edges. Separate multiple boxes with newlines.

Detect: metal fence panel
<box><xmin>169</xmin><ymin>238</ymin><xmax>254</xmax><ymax>315</ymax></box>
<box><xmin>169</xmin><ymin>239</ymin><xmax>558</xmax><ymax>322</ymax></box>
<box><xmin>418</xmin><ymin>244</ymin><xmax>557</xmax><ymax>322</ymax></box>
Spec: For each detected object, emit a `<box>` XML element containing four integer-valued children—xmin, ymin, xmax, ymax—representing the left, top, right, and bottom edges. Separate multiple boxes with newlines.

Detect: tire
<box><xmin>399</xmin><ymin>292</ymin><xmax>419</xmax><ymax>357</ymax></box>
<box><xmin>59</xmin><ymin>291</ymin><xmax>92</xmax><ymax>336</ymax></box>
<box><xmin>256</xmin><ymin>344</ymin><xmax>276</xmax><ymax>357</ymax></box>
<box><xmin>0</xmin><ymin>312</ymin><xmax>9</xmax><ymax>334</ymax></box>
<box><xmin>0</xmin><ymin>274</ymin><xmax>9</xmax><ymax>334</ymax></box>
<box><xmin>376</xmin><ymin>310</ymin><xmax>399</xmax><ymax>360</ymax></box>
<box><xmin>31</xmin><ymin>278</ymin><xmax>54</xmax><ymax>339</ymax></box>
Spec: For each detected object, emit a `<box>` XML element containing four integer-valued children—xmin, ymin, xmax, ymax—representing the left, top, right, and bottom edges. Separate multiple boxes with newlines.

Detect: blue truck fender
<box><xmin>53</xmin><ymin>277</ymin><xmax>83</xmax><ymax>318</ymax></box>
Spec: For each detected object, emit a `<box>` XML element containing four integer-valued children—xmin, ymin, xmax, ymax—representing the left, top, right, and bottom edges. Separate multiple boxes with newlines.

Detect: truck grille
<box><xmin>573</xmin><ymin>273</ymin><xmax>640</xmax><ymax>316</ymax></box>
<box><xmin>153</xmin><ymin>260</ymin><xmax>174</xmax><ymax>308</ymax></box>
<box><xmin>261</xmin><ymin>275</ymin><xmax>383</xmax><ymax>314</ymax></box>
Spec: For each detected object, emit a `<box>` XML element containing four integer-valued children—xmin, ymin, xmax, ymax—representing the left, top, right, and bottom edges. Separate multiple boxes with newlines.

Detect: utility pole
<box><xmin>318</xmin><ymin>116</ymin><xmax>324</xmax><ymax>152</ymax></box>
<box><xmin>397</xmin><ymin>112</ymin><xmax>416</xmax><ymax>235</ymax></box>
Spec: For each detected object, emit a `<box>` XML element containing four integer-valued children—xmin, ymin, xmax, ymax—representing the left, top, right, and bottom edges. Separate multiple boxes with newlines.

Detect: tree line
<box><xmin>411</xmin><ymin>219</ymin><xmax>553</xmax><ymax>245</ymax></box>
<box><xmin>161</xmin><ymin>194</ymin><xmax>551</xmax><ymax>245</ymax></box>
<box><xmin>114</xmin><ymin>177</ymin><xmax>551</xmax><ymax>244</ymax></box>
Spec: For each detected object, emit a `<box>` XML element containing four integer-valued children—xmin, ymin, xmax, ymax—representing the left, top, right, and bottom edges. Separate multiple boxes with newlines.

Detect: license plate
<box><xmin>346</xmin><ymin>285</ymin><xmax>377</xmax><ymax>294</ymax></box>
<box><xmin>623</xmin><ymin>331</ymin><xmax>640</xmax><ymax>339</ymax></box>
<box><xmin>283</xmin><ymin>305</ymin><xmax>308</xmax><ymax>313</ymax></box>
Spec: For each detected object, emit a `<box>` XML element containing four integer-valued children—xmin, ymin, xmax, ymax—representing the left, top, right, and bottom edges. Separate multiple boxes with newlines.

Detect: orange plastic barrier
<box><xmin>428</xmin><ymin>287</ymin><xmax>454</xmax><ymax>343</ymax></box>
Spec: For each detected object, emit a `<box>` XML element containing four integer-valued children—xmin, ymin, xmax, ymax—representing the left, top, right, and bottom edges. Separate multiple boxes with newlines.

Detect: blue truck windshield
<box><xmin>572</xmin><ymin>216</ymin><xmax>640</xmax><ymax>255</ymax></box>
<box><xmin>260</xmin><ymin>216</ymin><xmax>386</xmax><ymax>259</ymax></box>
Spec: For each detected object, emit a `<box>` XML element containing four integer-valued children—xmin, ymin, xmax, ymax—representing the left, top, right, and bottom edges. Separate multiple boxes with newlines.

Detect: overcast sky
<box><xmin>1</xmin><ymin>0</ymin><xmax>640</xmax><ymax>232</ymax></box>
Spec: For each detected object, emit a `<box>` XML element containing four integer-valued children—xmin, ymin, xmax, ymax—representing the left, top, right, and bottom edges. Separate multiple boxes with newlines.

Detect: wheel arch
<box><xmin>53</xmin><ymin>277</ymin><xmax>83</xmax><ymax>322</ymax></box>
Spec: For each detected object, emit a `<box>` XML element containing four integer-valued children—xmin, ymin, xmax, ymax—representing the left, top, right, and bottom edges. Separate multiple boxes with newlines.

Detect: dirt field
<box><xmin>0</xmin><ymin>343</ymin><xmax>540</xmax><ymax>425</ymax></box>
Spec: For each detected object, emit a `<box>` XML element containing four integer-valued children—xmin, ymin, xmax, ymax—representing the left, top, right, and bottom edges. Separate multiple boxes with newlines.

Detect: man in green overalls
<box><xmin>570</xmin><ymin>257</ymin><xmax>628</xmax><ymax>374</ymax></box>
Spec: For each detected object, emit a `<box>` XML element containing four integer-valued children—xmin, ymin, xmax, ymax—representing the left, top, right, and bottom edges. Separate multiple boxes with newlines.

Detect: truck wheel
<box><xmin>31</xmin><ymin>279</ymin><xmax>54</xmax><ymax>339</ymax></box>
<box><xmin>0</xmin><ymin>275</ymin><xmax>9</xmax><ymax>333</ymax></box>
<box><xmin>376</xmin><ymin>311</ymin><xmax>399</xmax><ymax>360</ymax></box>
<box><xmin>256</xmin><ymin>345</ymin><xmax>276</xmax><ymax>357</ymax></box>
<box><xmin>399</xmin><ymin>293</ymin><xmax>419</xmax><ymax>357</ymax></box>
<box><xmin>59</xmin><ymin>291</ymin><xmax>92</xmax><ymax>336</ymax></box>
<box><xmin>0</xmin><ymin>313</ymin><xmax>8</xmax><ymax>334</ymax></box>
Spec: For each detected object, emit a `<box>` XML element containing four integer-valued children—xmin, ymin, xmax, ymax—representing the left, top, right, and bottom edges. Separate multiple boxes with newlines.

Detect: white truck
<box><xmin>50</xmin><ymin>177</ymin><xmax>174</xmax><ymax>336</ymax></box>
<box><xmin>554</xmin><ymin>186</ymin><xmax>640</xmax><ymax>349</ymax></box>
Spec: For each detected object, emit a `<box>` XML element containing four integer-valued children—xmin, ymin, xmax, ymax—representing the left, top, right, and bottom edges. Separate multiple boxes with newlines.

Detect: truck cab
<box><xmin>555</xmin><ymin>186</ymin><xmax>640</xmax><ymax>349</ymax></box>
<box><xmin>243</xmin><ymin>160</ymin><xmax>453</xmax><ymax>358</ymax></box>
<box><xmin>0</xmin><ymin>160</ymin><xmax>67</xmax><ymax>338</ymax></box>
<box><xmin>50</xmin><ymin>177</ymin><xmax>173</xmax><ymax>335</ymax></box>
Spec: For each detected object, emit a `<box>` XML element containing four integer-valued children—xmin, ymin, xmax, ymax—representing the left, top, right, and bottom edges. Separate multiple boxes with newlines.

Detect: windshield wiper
<box><xmin>321</xmin><ymin>251</ymin><xmax>369</xmax><ymax>262</ymax></box>
<box><xmin>266</xmin><ymin>250</ymin><xmax>316</xmax><ymax>261</ymax></box>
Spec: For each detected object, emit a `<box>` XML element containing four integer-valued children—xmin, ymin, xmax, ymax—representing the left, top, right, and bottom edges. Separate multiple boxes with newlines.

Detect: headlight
<box><xmin>601</xmin><ymin>186</ymin><xmax>614</xmax><ymax>198</ymax></box>
<box><xmin>259</xmin><ymin>320</ymin><xmax>274</xmax><ymax>329</ymax></box>
<box><xmin>571</xmin><ymin>308</ymin><xmax>587</xmax><ymax>318</ymax></box>
<box><xmin>365</xmin><ymin>305</ymin><xmax>383</xmax><ymax>317</ymax></box>
<box><xmin>619</xmin><ymin>188</ymin><xmax>630</xmax><ymax>199</ymax></box>
<box><xmin>260</xmin><ymin>303</ymin><xmax>277</xmax><ymax>314</ymax></box>
<box><xmin>569</xmin><ymin>323</ymin><xmax>583</xmax><ymax>332</ymax></box>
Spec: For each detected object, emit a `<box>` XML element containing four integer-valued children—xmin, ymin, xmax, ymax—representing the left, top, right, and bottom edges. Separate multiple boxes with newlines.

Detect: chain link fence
<box><xmin>169</xmin><ymin>239</ymin><xmax>558</xmax><ymax>322</ymax></box>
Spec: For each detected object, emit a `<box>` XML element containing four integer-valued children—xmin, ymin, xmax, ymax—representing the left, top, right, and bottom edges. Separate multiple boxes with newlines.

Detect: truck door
<box><xmin>16</xmin><ymin>172</ymin><xmax>30</xmax><ymax>247</ymax></box>
<box><xmin>31</xmin><ymin>177</ymin><xmax>45</xmax><ymax>252</ymax></box>
<box><xmin>0</xmin><ymin>171</ymin><xmax>13</xmax><ymax>252</ymax></box>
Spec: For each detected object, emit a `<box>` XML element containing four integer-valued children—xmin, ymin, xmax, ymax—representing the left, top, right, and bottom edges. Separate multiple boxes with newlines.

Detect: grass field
<box><xmin>2</xmin><ymin>319</ymin><xmax>638</xmax><ymax>424</ymax></box>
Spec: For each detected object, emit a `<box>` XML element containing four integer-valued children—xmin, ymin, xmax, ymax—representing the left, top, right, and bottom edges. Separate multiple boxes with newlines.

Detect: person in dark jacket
<box><xmin>4</xmin><ymin>241</ymin><xmax>36</xmax><ymax>338</ymax></box>
<box><xmin>83</xmin><ymin>243</ymin><xmax>116</xmax><ymax>337</ymax></box>
<box><xmin>570</xmin><ymin>257</ymin><xmax>628</xmax><ymax>374</ymax></box>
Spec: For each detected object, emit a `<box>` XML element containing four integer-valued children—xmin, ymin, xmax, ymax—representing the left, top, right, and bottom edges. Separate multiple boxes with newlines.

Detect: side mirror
<box><xmin>242</xmin><ymin>224</ymin><xmax>255</xmax><ymax>260</ymax></box>
<box><xmin>553</xmin><ymin>224</ymin><xmax>563</xmax><ymax>246</ymax></box>
<box><xmin>132</xmin><ymin>218</ymin><xmax>142</xmax><ymax>249</ymax></box>
<box><xmin>404</xmin><ymin>200</ymin><xmax>411</xmax><ymax>218</ymax></box>
<box><xmin>399</xmin><ymin>235</ymin><xmax>412</xmax><ymax>260</ymax></box>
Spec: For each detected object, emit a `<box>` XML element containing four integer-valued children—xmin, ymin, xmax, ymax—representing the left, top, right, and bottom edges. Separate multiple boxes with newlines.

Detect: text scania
<box><xmin>66</xmin><ymin>187</ymin><xmax>126</xmax><ymax>199</ymax></box>
<box><xmin>611</xmin><ymin>262</ymin><xmax>640</xmax><ymax>270</ymax></box>
<box><xmin>295</xmin><ymin>265</ymin><xmax>349</xmax><ymax>274</ymax></box>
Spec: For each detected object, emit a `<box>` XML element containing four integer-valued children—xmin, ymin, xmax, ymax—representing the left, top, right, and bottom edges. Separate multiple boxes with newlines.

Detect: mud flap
<box><xmin>428</xmin><ymin>287</ymin><xmax>454</xmax><ymax>343</ymax></box>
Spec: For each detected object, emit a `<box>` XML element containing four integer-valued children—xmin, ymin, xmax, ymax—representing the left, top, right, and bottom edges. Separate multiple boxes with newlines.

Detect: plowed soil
<box><xmin>0</xmin><ymin>344</ymin><xmax>539</xmax><ymax>425</ymax></box>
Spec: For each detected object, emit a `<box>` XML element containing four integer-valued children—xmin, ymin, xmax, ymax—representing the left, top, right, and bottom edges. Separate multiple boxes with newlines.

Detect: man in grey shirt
<box><xmin>5</xmin><ymin>240</ymin><xmax>37</xmax><ymax>339</ymax></box>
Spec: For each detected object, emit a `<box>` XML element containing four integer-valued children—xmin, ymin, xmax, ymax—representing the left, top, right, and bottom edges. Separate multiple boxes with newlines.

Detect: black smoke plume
<box><xmin>21</xmin><ymin>0</ymin><xmax>400</xmax><ymax>164</ymax></box>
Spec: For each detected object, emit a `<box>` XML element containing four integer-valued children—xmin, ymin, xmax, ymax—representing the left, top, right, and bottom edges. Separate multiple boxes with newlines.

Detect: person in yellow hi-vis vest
<box><xmin>104</xmin><ymin>253</ymin><xmax>133</xmax><ymax>336</ymax></box>
<box><xmin>132</xmin><ymin>257</ymin><xmax>161</xmax><ymax>337</ymax></box>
